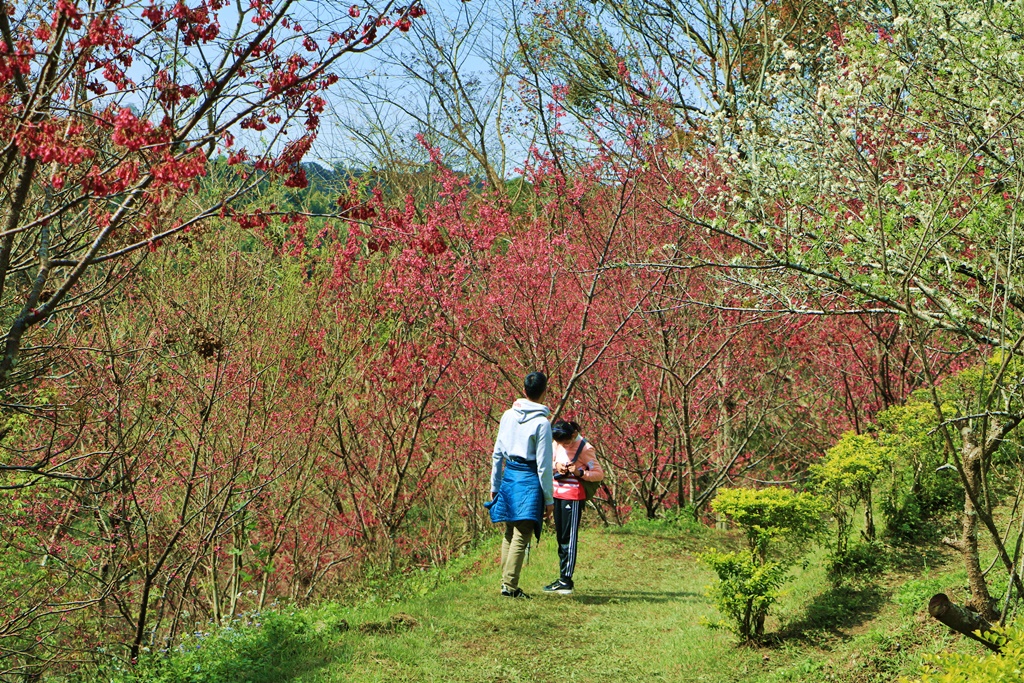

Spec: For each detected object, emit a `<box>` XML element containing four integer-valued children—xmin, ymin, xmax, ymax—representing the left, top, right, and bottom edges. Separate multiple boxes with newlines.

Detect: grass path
<box><xmin>282</xmin><ymin>522</ymin><xmax>974</xmax><ymax>683</ymax></box>
<box><xmin>309</xmin><ymin>524</ymin><xmax>752</xmax><ymax>682</ymax></box>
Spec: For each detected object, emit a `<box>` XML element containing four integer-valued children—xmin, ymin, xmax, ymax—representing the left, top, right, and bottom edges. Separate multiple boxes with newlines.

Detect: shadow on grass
<box><xmin>571</xmin><ymin>589</ymin><xmax>700</xmax><ymax>605</ymax></box>
<box><xmin>772</xmin><ymin>583</ymin><xmax>887</xmax><ymax>647</ymax></box>
<box><xmin>885</xmin><ymin>541</ymin><xmax>948</xmax><ymax>572</ymax></box>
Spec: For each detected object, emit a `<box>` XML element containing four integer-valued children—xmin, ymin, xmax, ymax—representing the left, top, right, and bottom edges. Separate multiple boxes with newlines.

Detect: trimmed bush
<box><xmin>700</xmin><ymin>487</ymin><xmax>825</xmax><ymax>641</ymax></box>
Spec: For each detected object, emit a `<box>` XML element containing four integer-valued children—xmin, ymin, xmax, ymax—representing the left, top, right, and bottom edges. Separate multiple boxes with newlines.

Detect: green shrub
<box><xmin>812</xmin><ymin>431</ymin><xmax>888</xmax><ymax>559</ymax></box>
<box><xmin>901</xmin><ymin>622</ymin><xmax>1024</xmax><ymax>682</ymax></box>
<box><xmin>700</xmin><ymin>487</ymin><xmax>825</xmax><ymax>641</ymax></box>
<box><xmin>877</xmin><ymin>401</ymin><xmax>961</xmax><ymax>543</ymax></box>
<box><xmin>826</xmin><ymin>540</ymin><xmax>885</xmax><ymax>582</ymax></box>
<box><xmin>700</xmin><ymin>549</ymin><xmax>789</xmax><ymax>640</ymax></box>
<box><xmin>711</xmin><ymin>487</ymin><xmax>826</xmax><ymax>563</ymax></box>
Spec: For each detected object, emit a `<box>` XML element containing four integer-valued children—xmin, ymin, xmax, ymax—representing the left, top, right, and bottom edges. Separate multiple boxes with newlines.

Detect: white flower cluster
<box><xmin>667</xmin><ymin>0</ymin><xmax>1024</xmax><ymax>342</ymax></box>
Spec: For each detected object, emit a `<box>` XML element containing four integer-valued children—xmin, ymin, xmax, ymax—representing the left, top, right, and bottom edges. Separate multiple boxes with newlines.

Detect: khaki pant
<box><xmin>500</xmin><ymin>520</ymin><xmax>534</xmax><ymax>589</ymax></box>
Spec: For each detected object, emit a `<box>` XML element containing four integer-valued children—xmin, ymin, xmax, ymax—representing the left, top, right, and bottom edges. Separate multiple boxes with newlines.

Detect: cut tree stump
<box><xmin>928</xmin><ymin>593</ymin><xmax>1001</xmax><ymax>653</ymax></box>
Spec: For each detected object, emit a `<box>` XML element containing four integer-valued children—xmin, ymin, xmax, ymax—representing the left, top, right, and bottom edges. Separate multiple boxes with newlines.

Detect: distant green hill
<box><xmin>205</xmin><ymin>157</ymin><xmax>530</xmax><ymax>220</ymax></box>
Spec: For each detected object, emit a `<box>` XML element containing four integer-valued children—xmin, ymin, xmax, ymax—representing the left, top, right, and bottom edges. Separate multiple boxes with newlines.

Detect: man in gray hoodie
<box><xmin>485</xmin><ymin>371</ymin><xmax>554</xmax><ymax>598</ymax></box>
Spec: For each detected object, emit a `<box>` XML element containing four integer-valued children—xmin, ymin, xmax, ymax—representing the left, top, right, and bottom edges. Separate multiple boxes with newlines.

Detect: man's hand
<box><xmin>544</xmin><ymin>504</ymin><xmax>554</xmax><ymax>523</ymax></box>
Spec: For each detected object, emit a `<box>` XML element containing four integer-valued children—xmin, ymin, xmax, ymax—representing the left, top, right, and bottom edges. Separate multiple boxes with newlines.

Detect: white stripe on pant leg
<box><xmin>574</xmin><ymin>499</ymin><xmax>581</xmax><ymax>575</ymax></box>
<box><xmin>561</xmin><ymin>502</ymin><xmax>572</xmax><ymax>577</ymax></box>
<box><xmin>567</xmin><ymin>499</ymin><xmax>580</xmax><ymax>578</ymax></box>
<box><xmin>569</xmin><ymin>499</ymin><xmax>580</xmax><ymax>577</ymax></box>
<box><xmin>569</xmin><ymin>499</ymin><xmax>577</xmax><ymax>581</ymax></box>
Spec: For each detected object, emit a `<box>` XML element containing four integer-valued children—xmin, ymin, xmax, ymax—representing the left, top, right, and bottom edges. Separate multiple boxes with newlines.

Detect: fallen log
<box><xmin>928</xmin><ymin>593</ymin><xmax>1001</xmax><ymax>653</ymax></box>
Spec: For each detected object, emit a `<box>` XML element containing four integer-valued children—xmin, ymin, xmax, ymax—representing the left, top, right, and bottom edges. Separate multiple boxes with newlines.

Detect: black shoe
<box><xmin>501</xmin><ymin>586</ymin><xmax>531</xmax><ymax>599</ymax></box>
<box><xmin>542</xmin><ymin>578</ymin><xmax>574</xmax><ymax>595</ymax></box>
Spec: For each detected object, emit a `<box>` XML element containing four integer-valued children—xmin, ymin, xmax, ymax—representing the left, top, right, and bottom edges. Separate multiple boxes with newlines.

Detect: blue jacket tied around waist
<box><xmin>484</xmin><ymin>458</ymin><xmax>543</xmax><ymax>540</ymax></box>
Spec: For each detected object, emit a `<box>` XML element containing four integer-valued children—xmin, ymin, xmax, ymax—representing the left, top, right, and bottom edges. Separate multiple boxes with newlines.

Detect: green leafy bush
<box><xmin>710</xmin><ymin>487</ymin><xmax>826</xmax><ymax>563</ymax></box>
<box><xmin>877</xmin><ymin>401</ymin><xmax>961</xmax><ymax>543</ymax></box>
<box><xmin>901</xmin><ymin>622</ymin><xmax>1024</xmax><ymax>682</ymax></box>
<box><xmin>700</xmin><ymin>549</ymin><xmax>789</xmax><ymax>640</ymax></box>
<box><xmin>825</xmin><ymin>540</ymin><xmax>885</xmax><ymax>582</ymax></box>
<box><xmin>700</xmin><ymin>487</ymin><xmax>825</xmax><ymax>641</ymax></box>
<box><xmin>812</xmin><ymin>431</ymin><xmax>889</xmax><ymax>559</ymax></box>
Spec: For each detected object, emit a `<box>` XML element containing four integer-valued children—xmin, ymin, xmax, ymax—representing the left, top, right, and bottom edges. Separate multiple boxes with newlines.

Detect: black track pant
<box><xmin>553</xmin><ymin>498</ymin><xmax>583</xmax><ymax>581</ymax></box>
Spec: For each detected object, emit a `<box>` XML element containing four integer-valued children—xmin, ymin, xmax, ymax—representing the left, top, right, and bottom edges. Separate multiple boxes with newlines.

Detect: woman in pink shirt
<box><xmin>543</xmin><ymin>419</ymin><xmax>604</xmax><ymax>595</ymax></box>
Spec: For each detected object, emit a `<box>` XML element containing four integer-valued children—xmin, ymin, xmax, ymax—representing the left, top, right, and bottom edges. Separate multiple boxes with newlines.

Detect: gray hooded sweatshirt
<box><xmin>490</xmin><ymin>399</ymin><xmax>554</xmax><ymax>506</ymax></box>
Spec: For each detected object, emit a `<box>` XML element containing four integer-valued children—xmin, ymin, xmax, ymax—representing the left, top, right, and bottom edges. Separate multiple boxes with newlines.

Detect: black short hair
<box><xmin>523</xmin><ymin>371</ymin><xmax>547</xmax><ymax>401</ymax></box>
<box><xmin>552</xmin><ymin>419</ymin><xmax>580</xmax><ymax>442</ymax></box>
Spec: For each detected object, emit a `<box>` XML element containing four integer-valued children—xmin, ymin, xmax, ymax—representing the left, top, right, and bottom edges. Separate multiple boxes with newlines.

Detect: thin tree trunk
<box><xmin>962</xmin><ymin>446</ymin><xmax>997</xmax><ymax>620</ymax></box>
<box><xmin>863</xmin><ymin>488</ymin><xmax>875</xmax><ymax>542</ymax></box>
<box><xmin>209</xmin><ymin>551</ymin><xmax>222</xmax><ymax>626</ymax></box>
<box><xmin>754</xmin><ymin>610</ymin><xmax>766</xmax><ymax>639</ymax></box>
<box><xmin>682</xmin><ymin>387</ymin><xmax>696</xmax><ymax>509</ymax></box>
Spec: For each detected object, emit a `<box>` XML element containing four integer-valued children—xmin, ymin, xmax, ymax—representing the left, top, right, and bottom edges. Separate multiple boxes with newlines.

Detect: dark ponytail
<box><xmin>552</xmin><ymin>419</ymin><xmax>580</xmax><ymax>442</ymax></box>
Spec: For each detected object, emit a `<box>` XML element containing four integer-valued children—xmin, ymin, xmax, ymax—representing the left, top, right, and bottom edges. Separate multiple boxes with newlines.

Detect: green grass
<box><xmin>108</xmin><ymin>521</ymin><xmax>988</xmax><ymax>683</ymax></box>
<box><xmin>310</xmin><ymin>525</ymin><xmax>754</xmax><ymax>683</ymax></box>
